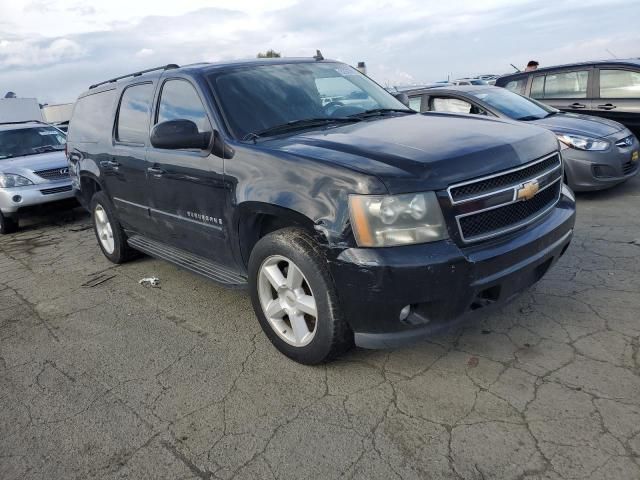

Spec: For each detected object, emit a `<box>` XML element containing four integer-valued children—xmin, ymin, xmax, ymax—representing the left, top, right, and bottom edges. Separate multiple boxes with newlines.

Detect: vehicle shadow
<box><xmin>15</xmin><ymin>202</ymin><xmax>90</xmax><ymax>233</ymax></box>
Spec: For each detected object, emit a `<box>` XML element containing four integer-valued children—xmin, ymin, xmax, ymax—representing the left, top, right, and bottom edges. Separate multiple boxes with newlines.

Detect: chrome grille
<box><xmin>447</xmin><ymin>152</ymin><xmax>562</xmax><ymax>243</ymax></box>
<box><xmin>34</xmin><ymin>167</ymin><xmax>70</xmax><ymax>181</ymax></box>
<box><xmin>450</xmin><ymin>154</ymin><xmax>560</xmax><ymax>202</ymax></box>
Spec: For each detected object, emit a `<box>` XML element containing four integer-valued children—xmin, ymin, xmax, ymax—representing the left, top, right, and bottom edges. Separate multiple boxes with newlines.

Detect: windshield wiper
<box><xmin>517</xmin><ymin>115</ymin><xmax>544</xmax><ymax>121</ymax></box>
<box><xmin>348</xmin><ymin>108</ymin><xmax>416</xmax><ymax>119</ymax></box>
<box><xmin>244</xmin><ymin>117</ymin><xmax>361</xmax><ymax>141</ymax></box>
<box><xmin>33</xmin><ymin>145</ymin><xmax>65</xmax><ymax>153</ymax></box>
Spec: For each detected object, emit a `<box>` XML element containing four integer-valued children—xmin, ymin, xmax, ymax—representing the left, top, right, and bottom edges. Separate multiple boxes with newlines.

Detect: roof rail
<box><xmin>89</xmin><ymin>64</ymin><xmax>180</xmax><ymax>90</ymax></box>
<box><xmin>0</xmin><ymin>120</ymin><xmax>48</xmax><ymax>126</ymax></box>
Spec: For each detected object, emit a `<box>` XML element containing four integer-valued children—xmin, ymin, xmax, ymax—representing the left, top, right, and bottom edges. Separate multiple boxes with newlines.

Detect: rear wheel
<box><xmin>90</xmin><ymin>191</ymin><xmax>136</xmax><ymax>264</ymax></box>
<box><xmin>249</xmin><ymin>228</ymin><xmax>353</xmax><ymax>364</ymax></box>
<box><xmin>0</xmin><ymin>212</ymin><xmax>18</xmax><ymax>235</ymax></box>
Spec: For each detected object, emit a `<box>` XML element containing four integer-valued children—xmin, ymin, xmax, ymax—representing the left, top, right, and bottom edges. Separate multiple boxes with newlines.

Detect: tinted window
<box><xmin>0</xmin><ymin>127</ymin><xmax>66</xmax><ymax>159</ymax></box>
<box><xmin>531</xmin><ymin>76</ymin><xmax>545</xmax><ymax>99</ymax></box>
<box><xmin>116</xmin><ymin>83</ymin><xmax>154</xmax><ymax>144</ymax></box>
<box><xmin>157</xmin><ymin>80</ymin><xmax>211</xmax><ymax>133</ymax></box>
<box><xmin>542</xmin><ymin>71</ymin><xmax>588</xmax><ymax>99</ymax></box>
<box><xmin>209</xmin><ymin>62</ymin><xmax>408</xmax><ymax>139</ymax></box>
<box><xmin>504</xmin><ymin>78</ymin><xmax>527</xmax><ymax>95</ymax></box>
<box><xmin>315</xmin><ymin>76</ymin><xmax>375</xmax><ymax>108</ymax></box>
<box><xmin>600</xmin><ymin>69</ymin><xmax>640</xmax><ymax>98</ymax></box>
<box><xmin>408</xmin><ymin>95</ymin><xmax>422</xmax><ymax>111</ymax></box>
<box><xmin>68</xmin><ymin>89</ymin><xmax>116</xmax><ymax>142</ymax></box>
<box><xmin>471</xmin><ymin>88</ymin><xmax>556</xmax><ymax>121</ymax></box>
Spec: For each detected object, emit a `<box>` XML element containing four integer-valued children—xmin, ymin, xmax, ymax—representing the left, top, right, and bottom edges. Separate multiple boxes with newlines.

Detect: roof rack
<box><xmin>89</xmin><ymin>64</ymin><xmax>180</xmax><ymax>90</ymax></box>
<box><xmin>0</xmin><ymin>120</ymin><xmax>48</xmax><ymax>126</ymax></box>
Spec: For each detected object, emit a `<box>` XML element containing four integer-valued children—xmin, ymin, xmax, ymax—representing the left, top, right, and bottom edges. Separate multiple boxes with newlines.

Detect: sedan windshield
<box><xmin>209</xmin><ymin>62</ymin><xmax>409</xmax><ymax>139</ymax></box>
<box><xmin>472</xmin><ymin>88</ymin><xmax>558</xmax><ymax>121</ymax></box>
<box><xmin>0</xmin><ymin>127</ymin><xmax>66</xmax><ymax>159</ymax></box>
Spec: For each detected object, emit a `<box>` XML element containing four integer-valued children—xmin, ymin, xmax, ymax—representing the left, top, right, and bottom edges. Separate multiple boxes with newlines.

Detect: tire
<box><xmin>90</xmin><ymin>191</ymin><xmax>136</xmax><ymax>264</ymax></box>
<box><xmin>248</xmin><ymin>228</ymin><xmax>353</xmax><ymax>364</ymax></box>
<box><xmin>0</xmin><ymin>212</ymin><xmax>18</xmax><ymax>235</ymax></box>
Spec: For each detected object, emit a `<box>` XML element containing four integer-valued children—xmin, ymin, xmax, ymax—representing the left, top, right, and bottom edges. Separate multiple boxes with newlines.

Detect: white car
<box><xmin>0</xmin><ymin>121</ymin><xmax>73</xmax><ymax>234</ymax></box>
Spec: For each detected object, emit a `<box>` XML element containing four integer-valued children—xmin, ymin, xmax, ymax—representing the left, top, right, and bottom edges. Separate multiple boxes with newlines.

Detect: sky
<box><xmin>1</xmin><ymin>0</ymin><xmax>639</xmax><ymax>104</ymax></box>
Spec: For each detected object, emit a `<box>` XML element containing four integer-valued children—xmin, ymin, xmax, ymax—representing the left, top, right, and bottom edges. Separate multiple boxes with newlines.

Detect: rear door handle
<box><xmin>597</xmin><ymin>104</ymin><xmax>616</xmax><ymax>110</ymax></box>
<box><xmin>569</xmin><ymin>102</ymin><xmax>586</xmax><ymax>109</ymax></box>
<box><xmin>147</xmin><ymin>167</ymin><xmax>165</xmax><ymax>177</ymax></box>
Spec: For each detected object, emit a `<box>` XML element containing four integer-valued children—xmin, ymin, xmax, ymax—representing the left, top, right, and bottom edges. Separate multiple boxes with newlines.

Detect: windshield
<box><xmin>471</xmin><ymin>88</ymin><xmax>558</xmax><ymax>120</ymax></box>
<box><xmin>209</xmin><ymin>62</ymin><xmax>408</xmax><ymax>139</ymax></box>
<box><xmin>0</xmin><ymin>126</ymin><xmax>66</xmax><ymax>159</ymax></box>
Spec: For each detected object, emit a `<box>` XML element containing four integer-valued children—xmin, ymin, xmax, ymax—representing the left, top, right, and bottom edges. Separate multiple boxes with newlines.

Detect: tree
<box><xmin>257</xmin><ymin>49</ymin><xmax>281</xmax><ymax>58</ymax></box>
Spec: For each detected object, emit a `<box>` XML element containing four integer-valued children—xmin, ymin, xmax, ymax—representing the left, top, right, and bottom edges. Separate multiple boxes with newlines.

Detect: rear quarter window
<box><xmin>68</xmin><ymin>89</ymin><xmax>116</xmax><ymax>143</ymax></box>
<box><xmin>503</xmin><ymin>78</ymin><xmax>527</xmax><ymax>95</ymax></box>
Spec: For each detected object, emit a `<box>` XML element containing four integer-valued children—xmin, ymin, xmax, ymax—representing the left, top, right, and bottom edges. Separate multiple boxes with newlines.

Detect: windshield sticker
<box><xmin>335</xmin><ymin>66</ymin><xmax>357</xmax><ymax>76</ymax></box>
<box><xmin>38</xmin><ymin>130</ymin><xmax>59</xmax><ymax>135</ymax></box>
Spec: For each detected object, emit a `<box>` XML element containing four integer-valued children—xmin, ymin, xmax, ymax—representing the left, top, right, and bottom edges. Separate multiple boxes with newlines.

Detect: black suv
<box><xmin>496</xmin><ymin>59</ymin><xmax>640</xmax><ymax>137</ymax></box>
<box><xmin>67</xmin><ymin>58</ymin><xmax>576</xmax><ymax>364</ymax></box>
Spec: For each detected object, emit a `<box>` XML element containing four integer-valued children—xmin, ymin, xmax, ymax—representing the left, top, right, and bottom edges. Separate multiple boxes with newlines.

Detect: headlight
<box><xmin>0</xmin><ymin>173</ymin><xmax>34</xmax><ymax>188</ymax></box>
<box><xmin>349</xmin><ymin>192</ymin><xmax>448</xmax><ymax>247</ymax></box>
<box><xmin>557</xmin><ymin>134</ymin><xmax>610</xmax><ymax>151</ymax></box>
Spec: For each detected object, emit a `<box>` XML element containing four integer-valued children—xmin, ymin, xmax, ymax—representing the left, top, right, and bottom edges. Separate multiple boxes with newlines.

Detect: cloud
<box><xmin>0</xmin><ymin>0</ymin><xmax>638</xmax><ymax>103</ymax></box>
<box><xmin>135</xmin><ymin>48</ymin><xmax>154</xmax><ymax>57</ymax></box>
<box><xmin>0</xmin><ymin>37</ymin><xmax>86</xmax><ymax>67</ymax></box>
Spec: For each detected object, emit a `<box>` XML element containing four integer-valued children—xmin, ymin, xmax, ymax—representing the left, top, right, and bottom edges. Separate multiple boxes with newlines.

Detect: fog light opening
<box><xmin>12</xmin><ymin>195</ymin><xmax>22</xmax><ymax>203</ymax></box>
<box><xmin>399</xmin><ymin>304</ymin><xmax>412</xmax><ymax>321</ymax></box>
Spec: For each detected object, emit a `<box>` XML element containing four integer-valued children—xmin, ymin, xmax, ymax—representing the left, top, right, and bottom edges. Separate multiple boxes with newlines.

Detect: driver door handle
<box><xmin>569</xmin><ymin>102</ymin><xmax>586</xmax><ymax>109</ymax></box>
<box><xmin>147</xmin><ymin>167</ymin><xmax>165</xmax><ymax>177</ymax></box>
<box><xmin>101</xmin><ymin>160</ymin><xmax>120</xmax><ymax>169</ymax></box>
<box><xmin>597</xmin><ymin>103</ymin><xmax>616</xmax><ymax>110</ymax></box>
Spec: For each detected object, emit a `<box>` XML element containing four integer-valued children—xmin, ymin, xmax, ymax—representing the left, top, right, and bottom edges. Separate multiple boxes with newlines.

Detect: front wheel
<box><xmin>248</xmin><ymin>228</ymin><xmax>353</xmax><ymax>364</ymax></box>
<box><xmin>90</xmin><ymin>191</ymin><xmax>136</xmax><ymax>264</ymax></box>
<box><xmin>0</xmin><ymin>212</ymin><xmax>18</xmax><ymax>235</ymax></box>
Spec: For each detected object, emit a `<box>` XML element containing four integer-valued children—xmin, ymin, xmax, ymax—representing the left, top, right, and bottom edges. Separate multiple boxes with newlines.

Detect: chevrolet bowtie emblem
<box><xmin>517</xmin><ymin>180</ymin><xmax>540</xmax><ymax>201</ymax></box>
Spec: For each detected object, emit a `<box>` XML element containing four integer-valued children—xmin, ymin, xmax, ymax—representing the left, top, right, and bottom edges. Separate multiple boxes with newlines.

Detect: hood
<box><xmin>262</xmin><ymin>113</ymin><xmax>558</xmax><ymax>192</ymax></box>
<box><xmin>529</xmin><ymin>112</ymin><xmax>624</xmax><ymax>138</ymax></box>
<box><xmin>0</xmin><ymin>150</ymin><xmax>67</xmax><ymax>174</ymax></box>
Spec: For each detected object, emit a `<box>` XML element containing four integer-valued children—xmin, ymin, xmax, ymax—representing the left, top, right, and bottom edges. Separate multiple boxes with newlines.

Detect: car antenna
<box><xmin>510</xmin><ymin>63</ymin><xmax>521</xmax><ymax>73</ymax></box>
<box><xmin>313</xmin><ymin>50</ymin><xmax>324</xmax><ymax>61</ymax></box>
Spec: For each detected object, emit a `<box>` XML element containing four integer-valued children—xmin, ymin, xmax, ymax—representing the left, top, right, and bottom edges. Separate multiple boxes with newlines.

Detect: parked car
<box><xmin>0</xmin><ymin>121</ymin><xmax>73</xmax><ymax>233</ymax></box>
<box><xmin>495</xmin><ymin>59</ymin><xmax>640</xmax><ymax>138</ymax></box>
<box><xmin>452</xmin><ymin>78</ymin><xmax>488</xmax><ymax>86</ymax></box>
<box><xmin>403</xmin><ymin>85</ymin><xmax>639</xmax><ymax>191</ymax></box>
<box><xmin>67</xmin><ymin>59</ymin><xmax>575</xmax><ymax>364</ymax></box>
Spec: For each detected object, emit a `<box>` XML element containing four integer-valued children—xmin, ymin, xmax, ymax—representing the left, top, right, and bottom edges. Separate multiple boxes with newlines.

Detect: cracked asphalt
<box><xmin>2</xmin><ymin>176</ymin><xmax>640</xmax><ymax>480</ymax></box>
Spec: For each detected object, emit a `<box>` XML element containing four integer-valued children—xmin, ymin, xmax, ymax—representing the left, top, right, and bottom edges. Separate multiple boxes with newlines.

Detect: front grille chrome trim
<box><xmin>447</xmin><ymin>152</ymin><xmax>561</xmax><ymax>205</ymax></box>
<box><xmin>455</xmin><ymin>177</ymin><xmax>562</xmax><ymax>243</ymax></box>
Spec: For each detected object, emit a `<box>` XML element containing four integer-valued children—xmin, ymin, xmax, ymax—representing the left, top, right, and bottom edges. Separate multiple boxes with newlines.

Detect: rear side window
<box><xmin>116</xmin><ymin>83</ymin><xmax>154</xmax><ymax>144</ymax></box>
<box><xmin>530</xmin><ymin>76</ymin><xmax>545</xmax><ymax>99</ymax></box>
<box><xmin>540</xmin><ymin>71</ymin><xmax>588</xmax><ymax>99</ymax></box>
<box><xmin>431</xmin><ymin>97</ymin><xmax>472</xmax><ymax>114</ymax></box>
<box><xmin>156</xmin><ymin>80</ymin><xmax>211</xmax><ymax>133</ymax></box>
<box><xmin>600</xmin><ymin>70</ymin><xmax>640</xmax><ymax>98</ymax></box>
<box><xmin>408</xmin><ymin>95</ymin><xmax>422</xmax><ymax>111</ymax></box>
<box><xmin>68</xmin><ymin>89</ymin><xmax>116</xmax><ymax>142</ymax></box>
<box><xmin>504</xmin><ymin>78</ymin><xmax>527</xmax><ymax>95</ymax></box>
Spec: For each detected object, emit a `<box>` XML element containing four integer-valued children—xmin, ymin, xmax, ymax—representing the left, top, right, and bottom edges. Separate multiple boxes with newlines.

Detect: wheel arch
<box><xmin>235</xmin><ymin>201</ymin><xmax>322</xmax><ymax>269</ymax></box>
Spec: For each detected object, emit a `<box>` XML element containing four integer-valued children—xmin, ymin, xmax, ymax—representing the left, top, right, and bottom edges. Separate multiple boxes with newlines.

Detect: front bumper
<box><xmin>328</xmin><ymin>188</ymin><xmax>576</xmax><ymax>349</ymax></box>
<box><xmin>0</xmin><ymin>180</ymin><xmax>74</xmax><ymax>217</ymax></box>
<box><xmin>563</xmin><ymin>134</ymin><xmax>639</xmax><ymax>191</ymax></box>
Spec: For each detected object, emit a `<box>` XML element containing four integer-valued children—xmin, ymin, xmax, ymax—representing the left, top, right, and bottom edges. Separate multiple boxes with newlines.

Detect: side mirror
<box><xmin>394</xmin><ymin>92</ymin><xmax>410</xmax><ymax>107</ymax></box>
<box><xmin>150</xmin><ymin>119</ymin><xmax>211</xmax><ymax>150</ymax></box>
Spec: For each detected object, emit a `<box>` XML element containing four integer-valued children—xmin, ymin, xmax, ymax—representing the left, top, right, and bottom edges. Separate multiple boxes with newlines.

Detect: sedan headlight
<box><xmin>349</xmin><ymin>192</ymin><xmax>448</xmax><ymax>247</ymax></box>
<box><xmin>0</xmin><ymin>173</ymin><xmax>34</xmax><ymax>188</ymax></box>
<box><xmin>557</xmin><ymin>134</ymin><xmax>610</xmax><ymax>151</ymax></box>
